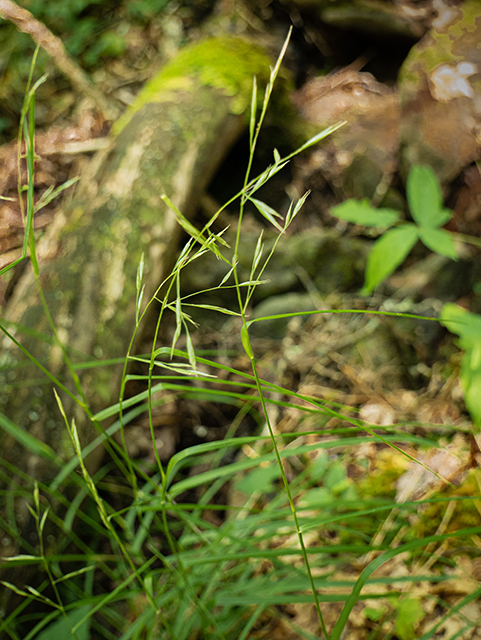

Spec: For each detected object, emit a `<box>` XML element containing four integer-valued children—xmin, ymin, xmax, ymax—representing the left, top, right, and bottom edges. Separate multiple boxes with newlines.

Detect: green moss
<box><xmin>358</xmin><ymin>468</ymin><xmax>402</xmax><ymax>500</ymax></box>
<box><xmin>411</xmin><ymin>470</ymin><xmax>481</xmax><ymax>541</ymax></box>
<box><xmin>112</xmin><ymin>37</ymin><xmax>272</xmax><ymax>135</ymax></box>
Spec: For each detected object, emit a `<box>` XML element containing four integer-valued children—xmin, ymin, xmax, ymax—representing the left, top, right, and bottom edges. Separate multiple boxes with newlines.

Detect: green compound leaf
<box><xmin>460</xmin><ymin>346</ymin><xmax>481</xmax><ymax>428</ymax></box>
<box><xmin>440</xmin><ymin>303</ymin><xmax>481</xmax><ymax>349</ymax></box>
<box><xmin>407</xmin><ymin>165</ymin><xmax>446</xmax><ymax>228</ymax></box>
<box><xmin>362</xmin><ymin>224</ymin><xmax>419</xmax><ymax>294</ymax></box>
<box><xmin>330</xmin><ymin>198</ymin><xmax>400</xmax><ymax>228</ymax></box>
<box><xmin>418</xmin><ymin>227</ymin><xmax>458</xmax><ymax>259</ymax></box>
<box><xmin>440</xmin><ymin>303</ymin><xmax>481</xmax><ymax>426</ymax></box>
<box><xmin>436</xmin><ymin>208</ymin><xmax>453</xmax><ymax>227</ymax></box>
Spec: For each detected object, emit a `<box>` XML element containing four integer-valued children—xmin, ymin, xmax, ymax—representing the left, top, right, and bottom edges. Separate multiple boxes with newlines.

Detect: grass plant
<box><xmin>1</xmin><ymin>35</ymin><xmax>481</xmax><ymax>640</ymax></box>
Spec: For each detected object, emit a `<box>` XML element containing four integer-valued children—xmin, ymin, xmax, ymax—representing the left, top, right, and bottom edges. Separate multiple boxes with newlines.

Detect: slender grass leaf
<box><xmin>168</xmin><ymin>438</ymin><xmax>390</xmax><ymax>498</ymax></box>
<box><xmin>331</xmin><ymin>198</ymin><xmax>400</xmax><ymax>228</ymax></box>
<box><xmin>33</xmin><ymin>177</ymin><xmax>79</xmax><ymax>213</ymax></box>
<box><xmin>248</xmin><ymin>197</ymin><xmax>284</xmax><ymax>232</ymax></box>
<box><xmin>183</xmin><ymin>303</ymin><xmax>241</xmax><ymax>316</ymax></box>
<box><xmin>251</xmin><ymin>231</ymin><xmax>264</xmax><ymax>276</ymax></box>
<box><xmin>35</xmin><ymin>605</ymin><xmax>91</xmax><ymax>640</ymax></box>
<box><xmin>0</xmin><ymin>254</ymin><xmax>27</xmax><ymax>276</ymax></box>
<box><xmin>249</xmin><ymin>76</ymin><xmax>257</xmax><ymax>146</ymax></box>
<box><xmin>26</xmin><ymin>587</ymin><xmax>58</xmax><ymax>607</ymax></box>
<box><xmin>330</xmin><ymin>526</ymin><xmax>481</xmax><ymax>640</ymax></box>
<box><xmin>418</xmin><ymin>584</ymin><xmax>481</xmax><ymax>639</ymax></box>
<box><xmin>165</xmin><ymin>435</ymin><xmax>268</xmax><ymax>487</ymax></box>
<box><xmin>0</xmin><ymin>411</ymin><xmax>57</xmax><ymax>460</ymax></box>
<box><xmin>217</xmin><ymin>593</ymin><xmax>365</xmax><ymax>606</ymax></box>
<box><xmin>219</xmin><ymin>267</ymin><xmax>234</xmax><ymax>286</ymax></box>
<box><xmin>27</xmin><ymin>503</ymin><xmax>37</xmax><ymax>521</ymax></box>
<box><xmin>288</xmin><ymin>191</ymin><xmax>310</xmax><ymax>226</ymax></box>
<box><xmin>238</xmin><ymin>606</ymin><xmax>266</xmax><ymax>640</ymax></box>
<box><xmin>39</xmin><ymin>507</ymin><xmax>49</xmax><ymax>535</ymax></box>
<box><xmin>1</xmin><ymin>581</ymin><xmax>32</xmax><ymax>597</ymax></box>
<box><xmin>418</xmin><ymin>227</ymin><xmax>457</xmax><ymax>259</ymax></box>
<box><xmin>241</xmin><ymin>324</ymin><xmax>254</xmax><ymax>359</ymax></box>
<box><xmin>297</xmin><ymin>121</ymin><xmax>346</xmax><ymax>152</ymax></box>
<box><xmin>93</xmin><ymin>382</ymin><xmax>165</xmax><ymax>420</ymax></box>
<box><xmin>184</xmin><ymin>325</ymin><xmax>197</xmax><ymax>372</ymax></box>
<box><xmin>1</xmin><ymin>555</ymin><xmax>40</xmax><ymax>563</ymax></box>
<box><xmin>362</xmin><ymin>224</ymin><xmax>419</xmax><ymax>294</ymax></box>
<box><xmin>54</xmin><ymin>566</ymin><xmax>96</xmax><ymax>583</ymax></box>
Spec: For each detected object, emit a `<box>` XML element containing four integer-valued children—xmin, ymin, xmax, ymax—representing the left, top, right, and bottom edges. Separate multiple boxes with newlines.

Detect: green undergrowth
<box><xmin>0</xmin><ymin>0</ymin><xmax>188</xmax><ymax>142</ymax></box>
<box><xmin>1</xmin><ymin>34</ymin><xmax>481</xmax><ymax>640</ymax></box>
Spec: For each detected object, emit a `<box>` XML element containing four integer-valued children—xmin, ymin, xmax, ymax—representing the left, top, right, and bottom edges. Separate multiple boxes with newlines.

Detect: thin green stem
<box><xmin>249</xmin><ymin>355</ymin><xmax>330</xmax><ymax>638</ymax></box>
<box><xmin>450</xmin><ymin>230</ymin><xmax>481</xmax><ymax>249</ymax></box>
<box><xmin>227</xmin><ymin>27</ymin><xmax>329</xmax><ymax>638</ymax></box>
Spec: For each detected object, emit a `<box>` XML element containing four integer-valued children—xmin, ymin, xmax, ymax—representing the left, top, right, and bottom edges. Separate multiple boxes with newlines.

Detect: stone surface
<box><xmin>398</xmin><ymin>0</ymin><xmax>481</xmax><ymax>183</ymax></box>
<box><xmin>288</xmin><ymin>0</ymin><xmax>428</xmax><ymax>38</ymax></box>
<box><xmin>292</xmin><ymin>69</ymin><xmax>399</xmax><ymax>199</ymax></box>
<box><xmin>292</xmin><ymin>0</ymin><xmax>481</xmax><ymax>198</ymax></box>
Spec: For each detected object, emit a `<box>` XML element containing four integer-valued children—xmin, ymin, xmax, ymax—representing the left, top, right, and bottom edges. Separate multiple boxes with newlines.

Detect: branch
<box><xmin>0</xmin><ymin>0</ymin><xmax>113</xmax><ymax>117</ymax></box>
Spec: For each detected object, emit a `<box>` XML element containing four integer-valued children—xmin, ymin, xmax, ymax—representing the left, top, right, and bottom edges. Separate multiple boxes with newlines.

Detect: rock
<box><xmin>249</xmin><ymin>292</ymin><xmax>318</xmax><ymax>339</ymax></box>
<box><xmin>288</xmin><ymin>0</ymin><xmax>427</xmax><ymax>38</ymax></box>
<box><xmin>398</xmin><ymin>0</ymin><xmax>481</xmax><ymax>184</ymax></box>
<box><xmin>292</xmin><ymin>68</ymin><xmax>399</xmax><ymax>199</ymax></box>
<box><xmin>292</xmin><ymin>69</ymin><xmax>393</xmax><ymax>127</ymax></box>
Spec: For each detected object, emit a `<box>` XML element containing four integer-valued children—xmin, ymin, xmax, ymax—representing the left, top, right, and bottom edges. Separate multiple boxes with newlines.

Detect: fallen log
<box><xmin>0</xmin><ymin>35</ymin><xmax>272</xmax><ymax>613</ymax></box>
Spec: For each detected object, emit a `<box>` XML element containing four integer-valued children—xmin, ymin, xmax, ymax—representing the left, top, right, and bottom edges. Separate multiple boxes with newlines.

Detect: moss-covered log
<box><xmin>0</xmin><ymin>35</ymin><xmax>271</xmax><ymax>604</ymax></box>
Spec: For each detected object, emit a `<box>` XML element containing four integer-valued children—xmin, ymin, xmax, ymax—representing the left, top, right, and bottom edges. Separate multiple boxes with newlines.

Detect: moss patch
<box><xmin>113</xmin><ymin>36</ymin><xmax>272</xmax><ymax>135</ymax></box>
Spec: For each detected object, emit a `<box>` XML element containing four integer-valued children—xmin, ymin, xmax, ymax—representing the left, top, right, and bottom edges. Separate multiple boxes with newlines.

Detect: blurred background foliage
<box><xmin>0</xmin><ymin>0</ymin><xmax>215</xmax><ymax>142</ymax></box>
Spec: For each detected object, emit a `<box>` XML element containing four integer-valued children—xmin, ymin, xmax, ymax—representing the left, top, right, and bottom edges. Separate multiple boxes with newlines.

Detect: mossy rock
<box><xmin>398</xmin><ymin>1</ymin><xmax>481</xmax><ymax>183</ymax></box>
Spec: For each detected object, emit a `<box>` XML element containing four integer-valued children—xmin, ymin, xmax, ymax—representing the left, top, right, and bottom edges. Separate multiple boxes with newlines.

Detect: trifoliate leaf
<box><xmin>362</xmin><ymin>224</ymin><xmax>418</xmax><ymax>294</ymax></box>
<box><xmin>418</xmin><ymin>227</ymin><xmax>458</xmax><ymax>259</ymax></box>
<box><xmin>331</xmin><ymin>198</ymin><xmax>400</xmax><ymax>228</ymax></box>
<box><xmin>407</xmin><ymin>165</ymin><xmax>445</xmax><ymax>228</ymax></box>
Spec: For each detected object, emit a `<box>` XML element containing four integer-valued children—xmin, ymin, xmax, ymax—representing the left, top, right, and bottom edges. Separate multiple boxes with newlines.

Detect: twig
<box><xmin>0</xmin><ymin>0</ymin><xmax>113</xmax><ymax>117</ymax></box>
